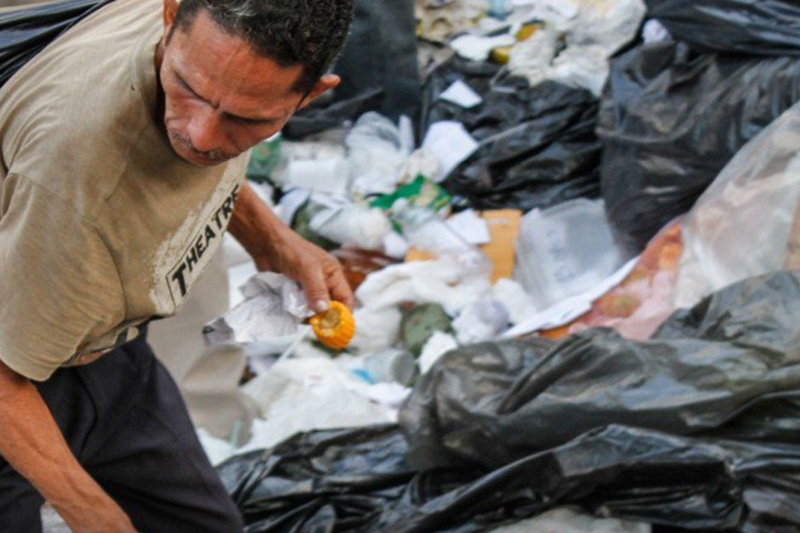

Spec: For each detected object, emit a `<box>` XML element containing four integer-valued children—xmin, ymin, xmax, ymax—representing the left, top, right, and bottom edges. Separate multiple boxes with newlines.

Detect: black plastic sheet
<box><xmin>423</xmin><ymin>58</ymin><xmax>602</xmax><ymax>213</ymax></box>
<box><xmin>598</xmin><ymin>41</ymin><xmax>800</xmax><ymax>253</ymax></box>
<box><xmin>221</xmin><ymin>272</ymin><xmax>800</xmax><ymax>532</ymax></box>
<box><xmin>0</xmin><ymin>0</ymin><xmax>115</xmax><ymax>90</ymax></box>
<box><xmin>645</xmin><ymin>0</ymin><xmax>800</xmax><ymax>56</ymax></box>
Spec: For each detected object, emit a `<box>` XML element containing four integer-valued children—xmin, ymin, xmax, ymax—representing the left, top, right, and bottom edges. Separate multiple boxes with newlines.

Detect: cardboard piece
<box><xmin>479</xmin><ymin>209</ymin><xmax>522</xmax><ymax>283</ymax></box>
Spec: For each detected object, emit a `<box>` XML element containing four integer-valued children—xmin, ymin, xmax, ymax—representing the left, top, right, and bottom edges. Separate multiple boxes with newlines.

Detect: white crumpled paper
<box><xmin>350</xmin><ymin>306</ymin><xmax>403</xmax><ymax>354</ymax></box>
<box><xmin>204</xmin><ymin>272</ymin><xmax>312</xmax><ymax>345</ymax></box>
<box><xmin>238</xmin><ymin>357</ymin><xmax>405</xmax><ymax>451</ymax></box>
<box><xmin>508</xmin><ymin>0</ymin><xmax>646</xmax><ymax>96</ymax></box>
<box><xmin>453</xmin><ymin>296</ymin><xmax>509</xmax><ymax>345</ymax></box>
<box><xmin>355</xmin><ymin>254</ymin><xmax>492</xmax><ymax>316</ymax></box>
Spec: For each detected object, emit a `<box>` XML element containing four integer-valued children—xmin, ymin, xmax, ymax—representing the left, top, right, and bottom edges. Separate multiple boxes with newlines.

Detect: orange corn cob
<box><xmin>310</xmin><ymin>301</ymin><xmax>356</xmax><ymax>350</ymax></box>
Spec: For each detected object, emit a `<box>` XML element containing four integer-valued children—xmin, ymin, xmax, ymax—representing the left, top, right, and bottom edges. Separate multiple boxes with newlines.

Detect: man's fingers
<box><xmin>302</xmin><ymin>266</ymin><xmax>331</xmax><ymax>314</ymax></box>
<box><xmin>300</xmin><ymin>252</ymin><xmax>356</xmax><ymax>313</ymax></box>
<box><xmin>326</xmin><ymin>265</ymin><xmax>355</xmax><ymax>309</ymax></box>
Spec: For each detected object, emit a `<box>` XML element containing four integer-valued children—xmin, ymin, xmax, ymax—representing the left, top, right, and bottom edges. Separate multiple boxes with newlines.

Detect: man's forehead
<box><xmin>168</xmin><ymin>9</ymin><xmax>305</xmax><ymax>104</ymax></box>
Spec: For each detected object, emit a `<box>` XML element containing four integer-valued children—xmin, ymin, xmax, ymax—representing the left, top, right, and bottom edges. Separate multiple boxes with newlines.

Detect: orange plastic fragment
<box><xmin>310</xmin><ymin>301</ymin><xmax>356</xmax><ymax>350</ymax></box>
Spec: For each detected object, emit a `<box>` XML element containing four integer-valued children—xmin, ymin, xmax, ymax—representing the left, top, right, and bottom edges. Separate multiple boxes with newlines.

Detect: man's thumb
<box><xmin>303</xmin><ymin>271</ymin><xmax>330</xmax><ymax>313</ymax></box>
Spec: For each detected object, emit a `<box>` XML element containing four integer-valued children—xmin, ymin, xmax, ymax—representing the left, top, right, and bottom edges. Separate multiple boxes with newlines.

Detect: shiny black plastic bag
<box><xmin>221</xmin><ymin>272</ymin><xmax>800</xmax><ymax>531</ymax></box>
<box><xmin>598</xmin><ymin>41</ymin><xmax>800</xmax><ymax>253</ymax></box>
<box><xmin>0</xmin><ymin>0</ymin><xmax>115</xmax><ymax>90</ymax></box>
<box><xmin>217</xmin><ymin>425</ymin><xmax>423</xmax><ymax>532</ymax></box>
<box><xmin>645</xmin><ymin>0</ymin><xmax>800</xmax><ymax>56</ymax></box>
<box><xmin>403</xmin><ymin>271</ymin><xmax>800</xmax><ymax>469</ymax></box>
<box><xmin>220</xmin><ymin>424</ymin><xmax>800</xmax><ymax>531</ymax></box>
<box><xmin>423</xmin><ymin>58</ymin><xmax>601</xmax><ymax>212</ymax></box>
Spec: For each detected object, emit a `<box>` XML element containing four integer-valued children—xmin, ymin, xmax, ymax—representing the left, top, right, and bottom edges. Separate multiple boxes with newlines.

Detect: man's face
<box><xmin>158</xmin><ymin>10</ymin><xmax>307</xmax><ymax>167</ymax></box>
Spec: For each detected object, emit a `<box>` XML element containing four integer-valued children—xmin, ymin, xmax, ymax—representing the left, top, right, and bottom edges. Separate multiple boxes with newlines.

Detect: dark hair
<box><xmin>172</xmin><ymin>0</ymin><xmax>354</xmax><ymax>94</ymax></box>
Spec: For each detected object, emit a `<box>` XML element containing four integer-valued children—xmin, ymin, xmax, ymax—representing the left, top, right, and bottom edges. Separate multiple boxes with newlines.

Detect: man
<box><xmin>0</xmin><ymin>0</ymin><xmax>354</xmax><ymax>531</ymax></box>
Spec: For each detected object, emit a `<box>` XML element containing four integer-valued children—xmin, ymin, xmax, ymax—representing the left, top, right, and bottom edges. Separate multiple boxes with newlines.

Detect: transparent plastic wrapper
<box><xmin>515</xmin><ymin>198</ymin><xmax>629</xmax><ymax>309</ymax></box>
<box><xmin>675</xmin><ymin>102</ymin><xmax>800</xmax><ymax>308</ymax></box>
<box><xmin>645</xmin><ymin>0</ymin><xmax>800</xmax><ymax>56</ymax></box>
<box><xmin>598</xmin><ymin>41</ymin><xmax>800</xmax><ymax>253</ymax></box>
<box><xmin>346</xmin><ymin>112</ymin><xmax>414</xmax><ymax>197</ymax></box>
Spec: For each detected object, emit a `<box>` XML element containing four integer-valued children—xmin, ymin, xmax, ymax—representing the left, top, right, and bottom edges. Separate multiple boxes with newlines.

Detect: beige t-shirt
<box><xmin>0</xmin><ymin>0</ymin><xmax>249</xmax><ymax>381</ymax></box>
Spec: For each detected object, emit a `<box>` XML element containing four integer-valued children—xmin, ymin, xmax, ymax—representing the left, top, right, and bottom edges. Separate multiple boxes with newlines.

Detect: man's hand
<box><xmin>251</xmin><ymin>226</ymin><xmax>354</xmax><ymax>312</ymax></box>
<box><xmin>228</xmin><ymin>181</ymin><xmax>355</xmax><ymax>312</ymax></box>
<box><xmin>0</xmin><ymin>360</ymin><xmax>137</xmax><ymax>533</ymax></box>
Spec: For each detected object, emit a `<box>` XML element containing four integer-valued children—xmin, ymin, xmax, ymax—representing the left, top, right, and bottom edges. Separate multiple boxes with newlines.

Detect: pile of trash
<box><xmin>193</xmin><ymin>0</ymin><xmax>800</xmax><ymax>531</ymax></box>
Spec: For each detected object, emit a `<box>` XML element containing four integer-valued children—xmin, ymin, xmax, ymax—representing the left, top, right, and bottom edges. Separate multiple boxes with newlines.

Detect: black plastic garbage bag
<box><xmin>217</xmin><ymin>425</ymin><xmax>421</xmax><ymax>532</ymax></box>
<box><xmin>419</xmin><ymin>57</ymin><xmax>502</xmax><ymax>134</ymax></box>
<box><xmin>284</xmin><ymin>0</ymin><xmax>420</xmax><ymax>139</ymax></box>
<box><xmin>402</xmin><ymin>271</ymin><xmax>800</xmax><ymax>469</ymax></box>
<box><xmin>0</xmin><ymin>0</ymin><xmax>115</xmax><ymax>90</ymax></box>
<box><xmin>400</xmin><ymin>271</ymin><xmax>800</xmax><ymax>530</ymax></box>
<box><xmin>423</xmin><ymin>58</ymin><xmax>602</xmax><ymax>212</ymax></box>
<box><xmin>598</xmin><ymin>41</ymin><xmax>800</xmax><ymax>252</ymax></box>
<box><xmin>422</xmin><ymin>58</ymin><xmax>600</xmax><ymax>211</ymax></box>
<box><xmin>220</xmin><ymin>424</ymin><xmax>800</xmax><ymax>531</ymax></box>
<box><xmin>645</xmin><ymin>0</ymin><xmax>800</xmax><ymax>56</ymax></box>
<box><xmin>221</xmin><ymin>272</ymin><xmax>800</xmax><ymax>532</ymax></box>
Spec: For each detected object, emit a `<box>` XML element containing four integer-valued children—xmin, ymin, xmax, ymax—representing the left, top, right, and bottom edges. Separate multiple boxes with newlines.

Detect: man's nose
<box><xmin>187</xmin><ymin>109</ymin><xmax>224</xmax><ymax>153</ymax></box>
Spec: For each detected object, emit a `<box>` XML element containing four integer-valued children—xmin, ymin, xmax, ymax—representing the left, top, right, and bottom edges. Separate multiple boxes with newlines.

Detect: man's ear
<box><xmin>297</xmin><ymin>74</ymin><xmax>341</xmax><ymax>110</ymax></box>
<box><xmin>163</xmin><ymin>0</ymin><xmax>179</xmax><ymax>32</ymax></box>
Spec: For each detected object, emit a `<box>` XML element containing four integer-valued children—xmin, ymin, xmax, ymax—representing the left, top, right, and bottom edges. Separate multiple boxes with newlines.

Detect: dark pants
<box><xmin>0</xmin><ymin>332</ymin><xmax>244</xmax><ymax>532</ymax></box>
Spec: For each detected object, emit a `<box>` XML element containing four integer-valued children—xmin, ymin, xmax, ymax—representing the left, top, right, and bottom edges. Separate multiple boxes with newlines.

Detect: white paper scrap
<box><xmin>451</xmin><ymin>33</ymin><xmax>516</xmax><ymax>62</ymax></box>
<box><xmin>446</xmin><ymin>209</ymin><xmax>491</xmax><ymax>245</ymax></box>
<box><xmin>419</xmin><ymin>331</ymin><xmax>459</xmax><ymax>374</ymax></box>
<box><xmin>383</xmin><ymin>231</ymin><xmax>410</xmax><ymax>259</ymax></box>
<box><xmin>422</xmin><ymin>121</ymin><xmax>480</xmax><ymax>182</ymax></box>
<box><xmin>440</xmin><ymin>80</ymin><xmax>483</xmax><ymax>109</ymax></box>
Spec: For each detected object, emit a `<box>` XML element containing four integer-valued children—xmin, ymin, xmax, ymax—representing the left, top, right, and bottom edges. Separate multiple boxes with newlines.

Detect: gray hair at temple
<box><xmin>172</xmin><ymin>0</ymin><xmax>354</xmax><ymax>94</ymax></box>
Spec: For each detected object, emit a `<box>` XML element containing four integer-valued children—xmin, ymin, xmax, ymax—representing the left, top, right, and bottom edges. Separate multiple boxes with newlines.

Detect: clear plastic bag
<box><xmin>515</xmin><ymin>198</ymin><xmax>629</xmax><ymax>308</ymax></box>
<box><xmin>674</xmin><ymin>102</ymin><xmax>800</xmax><ymax>308</ymax></box>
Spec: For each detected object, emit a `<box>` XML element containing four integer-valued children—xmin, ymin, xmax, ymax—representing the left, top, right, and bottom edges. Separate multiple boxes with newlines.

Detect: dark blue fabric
<box><xmin>0</xmin><ymin>332</ymin><xmax>243</xmax><ymax>532</ymax></box>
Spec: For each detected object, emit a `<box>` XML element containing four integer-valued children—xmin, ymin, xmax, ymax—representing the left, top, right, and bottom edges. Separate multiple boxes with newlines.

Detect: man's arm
<box><xmin>227</xmin><ymin>180</ymin><xmax>355</xmax><ymax>311</ymax></box>
<box><xmin>0</xmin><ymin>359</ymin><xmax>136</xmax><ymax>532</ymax></box>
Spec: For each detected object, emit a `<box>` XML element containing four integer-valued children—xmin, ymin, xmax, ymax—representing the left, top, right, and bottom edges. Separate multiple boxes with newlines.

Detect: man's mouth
<box><xmin>170</xmin><ymin>131</ymin><xmax>234</xmax><ymax>166</ymax></box>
